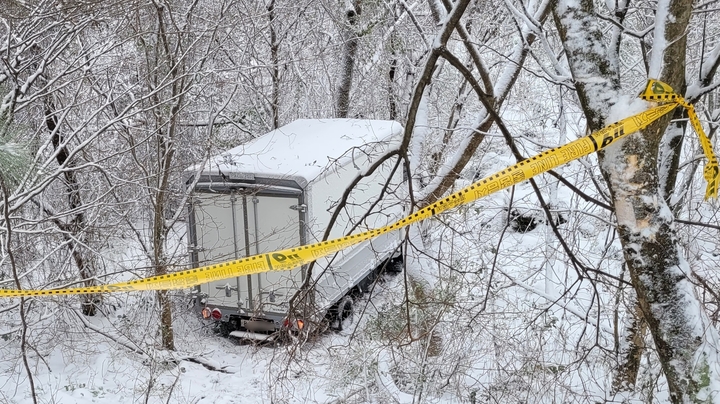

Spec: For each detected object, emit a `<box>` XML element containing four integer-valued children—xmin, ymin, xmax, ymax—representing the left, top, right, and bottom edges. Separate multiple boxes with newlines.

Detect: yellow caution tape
<box><xmin>638</xmin><ymin>80</ymin><xmax>719</xmax><ymax>199</ymax></box>
<box><xmin>1</xmin><ymin>80</ymin><xmax>716</xmax><ymax>298</ymax></box>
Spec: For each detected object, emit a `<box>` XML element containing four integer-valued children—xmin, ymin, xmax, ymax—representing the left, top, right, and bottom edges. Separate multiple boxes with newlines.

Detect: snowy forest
<box><xmin>1</xmin><ymin>0</ymin><xmax>720</xmax><ymax>402</ymax></box>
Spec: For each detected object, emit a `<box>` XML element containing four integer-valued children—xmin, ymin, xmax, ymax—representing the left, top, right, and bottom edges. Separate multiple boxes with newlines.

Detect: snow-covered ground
<box><xmin>0</xmin><ymin>192</ymin><xmax>667</xmax><ymax>403</ymax></box>
<box><xmin>1</xmin><ymin>274</ymin><xmax>409</xmax><ymax>404</ymax></box>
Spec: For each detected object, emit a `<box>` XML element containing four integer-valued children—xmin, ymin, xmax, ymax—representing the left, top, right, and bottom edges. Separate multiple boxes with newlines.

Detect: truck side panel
<box><xmin>307</xmin><ymin>155</ymin><xmax>404</xmax><ymax>308</ymax></box>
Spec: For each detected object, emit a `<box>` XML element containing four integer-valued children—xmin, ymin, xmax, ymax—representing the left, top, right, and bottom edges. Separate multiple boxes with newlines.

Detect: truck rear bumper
<box><xmin>229</xmin><ymin>330</ymin><xmax>277</xmax><ymax>342</ymax></box>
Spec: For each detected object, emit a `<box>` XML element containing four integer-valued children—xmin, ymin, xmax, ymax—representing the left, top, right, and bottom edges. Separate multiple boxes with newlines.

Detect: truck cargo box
<box><xmin>187</xmin><ymin>119</ymin><xmax>404</xmax><ymax>338</ymax></box>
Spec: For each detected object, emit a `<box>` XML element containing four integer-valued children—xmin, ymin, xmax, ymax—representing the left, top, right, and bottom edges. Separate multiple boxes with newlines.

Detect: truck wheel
<box><xmin>387</xmin><ymin>256</ymin><xmax>403</xmax><ymax>274</ymax></box>
<box><xmin>335</xmin><ymin>295</ymin><xmax>354</xmax><ymax>331</ymax></box>
<box><xmin>216</xmin><ymin>321</ymin><xmax>231</xmax><ymax>337</ymax></box>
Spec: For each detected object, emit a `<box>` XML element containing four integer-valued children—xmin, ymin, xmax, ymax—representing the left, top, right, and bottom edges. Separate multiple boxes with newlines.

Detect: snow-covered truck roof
<box><xmin>191</xmin><ymin>119</ymin><xmax>403</xmax><ymax>188</ymax></box>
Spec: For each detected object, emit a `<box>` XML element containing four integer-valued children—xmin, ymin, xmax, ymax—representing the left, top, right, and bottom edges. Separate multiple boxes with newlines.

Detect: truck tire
<box><xmin>387</xmin><ymin>256</ymin><xmax>403</xmax><ymax>274</ymax></box>
<box><xmin>332</xmin><ymin>295</ymin><xmax>354</xmax><ymax>331</ymax></box>
<box><xmin>215</xmin><ymin>321</ymin><xmax>231</xmax><ymax>337</ymax></box>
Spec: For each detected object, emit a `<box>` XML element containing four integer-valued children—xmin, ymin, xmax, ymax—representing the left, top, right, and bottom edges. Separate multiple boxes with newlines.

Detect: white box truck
<box><xmin>187</xmin><ymin>119</ymin><xmax>405</xmax><ymax>340</ymax></box>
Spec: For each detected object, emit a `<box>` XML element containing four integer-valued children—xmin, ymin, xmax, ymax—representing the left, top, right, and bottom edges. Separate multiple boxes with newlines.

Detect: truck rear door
<box><xmin>192</xmin><ymin>191</ymin><xmax>302</xmax><ymax>316</ymax></box>
<box><xmin>245</xmin><ymin>194</ymin><xmax>302</xmax><ymax>315</ymax></box>
<box><xmin>192</xmin><ymin>192</ymin><xmax>250</xmax><ymax>309</ymax></box>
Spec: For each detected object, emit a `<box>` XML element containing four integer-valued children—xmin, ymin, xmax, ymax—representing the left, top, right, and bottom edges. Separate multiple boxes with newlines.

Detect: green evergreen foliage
<box><xmin>0</xmin><ymin>120</ymin><xmax>31</xmax><ymax>191</ymax></box>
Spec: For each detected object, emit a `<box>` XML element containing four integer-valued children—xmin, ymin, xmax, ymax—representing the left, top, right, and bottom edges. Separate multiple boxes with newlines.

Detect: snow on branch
<box><xmin>647</xmin><ymin>0</ymin><xmax>670</xmax><ymax>79</ymax></box>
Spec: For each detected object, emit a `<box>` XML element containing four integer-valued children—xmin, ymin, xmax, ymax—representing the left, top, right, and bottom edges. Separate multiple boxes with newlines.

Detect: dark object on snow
<box><xmin>508</xmin><ymin>209</ymin><xmax>567</xmax><ymax>233</ymax></box>
<box><xmin>556</xmin><ymin>212</ymin><xmax>568</xmax><ymax>225</ymax></box>
<box><xmin>509</xmin><ymin>209</ymin><xmax>539</xmax><ymax>233</ymax></box>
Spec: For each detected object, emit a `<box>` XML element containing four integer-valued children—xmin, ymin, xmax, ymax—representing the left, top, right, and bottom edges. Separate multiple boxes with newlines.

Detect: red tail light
<box><xmin>282</xmin><ymin>318</ymin><xmax>304</xmax><ymax>330</ymax></box>
<box><xmin>211</xmin><ymin>308</ymin><xmax>222</xmax><ymax>320</ymax></box>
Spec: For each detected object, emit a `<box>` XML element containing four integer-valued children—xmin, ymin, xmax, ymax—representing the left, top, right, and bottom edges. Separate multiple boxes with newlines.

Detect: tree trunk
<box><xmin>154</xmin><ymin>198</ymin><xmax>175</xmax><ymax>350</ymax></box>
<box><xmin>554</xmin><ymin>0</ymin><xmax>720</xmax><ymax>401</ymax></box>
<box><xmin>1</xmin><ymin>175</ymin><xmax>38</xmax><ymax>404</ymax></box>
<box><xmin>268</xmin><ymin>0</ymin><xmax>280</xmax><ymax>129</ymax></box>
<box><xmin>335</xmin><ymin>1</ymin><xmax>361</xmax><ymax>118</ymax></box>
<box><xmin>613</xmin><ymin>298</ymin><xmax>647</xmax><ymax>391</ymax></box>
<box><xmin>143</xmin><ymin>2</ymin><xmax>188</xmax><ymax>351</ymax></box>
<box><xmin>45</xmin><ymin>102</ymin><xmax>99</xmax><ymax>316</ymax></box>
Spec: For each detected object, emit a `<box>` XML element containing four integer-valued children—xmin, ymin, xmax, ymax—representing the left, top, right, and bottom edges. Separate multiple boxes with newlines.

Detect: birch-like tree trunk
<box><xmin>554</xmin><ymin>0</ymin><xmax>720</xmax><ymax>400</ymax></box>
